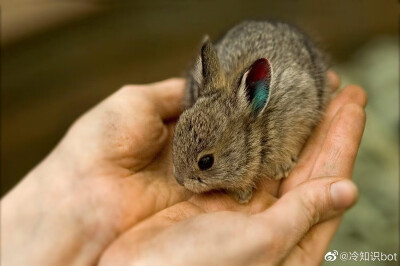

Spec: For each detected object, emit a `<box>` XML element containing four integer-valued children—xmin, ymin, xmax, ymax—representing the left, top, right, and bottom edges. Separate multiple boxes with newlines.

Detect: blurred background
<box><xmin>1</xmin><ymin>1</ymin><xmax>398</xmax><ymax>265</ymax></box>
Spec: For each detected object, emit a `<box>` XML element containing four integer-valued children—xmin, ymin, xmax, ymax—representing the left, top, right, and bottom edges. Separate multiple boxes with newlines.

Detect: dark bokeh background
<box><xmin>1</xmin><ymin>1</ymin><xmax>396</xmax><ymax>194</ymax></box>
<box><xmin>1</xmin><ymin>1</ymin><xmax>398</xmax><ymax>264</ymax></box>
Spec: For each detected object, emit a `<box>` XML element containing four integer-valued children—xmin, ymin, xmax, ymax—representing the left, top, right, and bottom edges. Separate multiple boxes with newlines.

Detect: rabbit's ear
<box><xmin>200</xmin><ymin>37</ymin><xmax>224</xmax><ymax>91</ymax></box>
<box><xmin>238</xmin><ymin>58</ymin><xmax>271</xmax><ymax>116</ymax></box>
<box><xmin>191</xmin><ymin>36</ymin><xmax>223</xmax><ymax>96</ymax></box>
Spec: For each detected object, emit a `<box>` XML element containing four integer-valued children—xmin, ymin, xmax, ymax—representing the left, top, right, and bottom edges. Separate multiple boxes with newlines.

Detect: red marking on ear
<box><xmin>246</xmin><ymin>58</ymin><xmax>271</xmax><ymax>87</ymax></box>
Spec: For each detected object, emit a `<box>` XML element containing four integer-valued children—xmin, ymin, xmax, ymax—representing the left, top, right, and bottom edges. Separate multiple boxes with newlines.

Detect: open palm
<box><xmin>95</xmin><ymin>73</ymin><xmax>366</xmax><ymax>266</ymax></box>
<box><xmin>1</xmin><ymin>74</ymin><xmax>366</xmax><ymax>266</ymax></box>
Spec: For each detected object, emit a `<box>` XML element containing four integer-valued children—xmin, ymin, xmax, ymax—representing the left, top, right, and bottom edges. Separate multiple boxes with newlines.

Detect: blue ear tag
<box><xmin>252</xmin><ymin>80</ymin><xmax>269</xmax><ymax>113</ymax></box>
<box><xmin>245</xmin><ymin>58</ymin><xmax>271</xmax><ymax>115</ymax></box>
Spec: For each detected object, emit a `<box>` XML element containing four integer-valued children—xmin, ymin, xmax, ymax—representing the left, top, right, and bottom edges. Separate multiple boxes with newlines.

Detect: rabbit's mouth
<box><xmin>196</xmin><ymin>177</ymin><xmax>205</xmax><ymax>183</ymax></box>
<box><xmin>183</xmin><ymin>177</ymin><xmax>213</xmax><ymax>193</ymax></box>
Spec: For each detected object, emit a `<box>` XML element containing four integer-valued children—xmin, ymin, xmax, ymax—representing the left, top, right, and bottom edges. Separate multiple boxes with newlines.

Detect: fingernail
<box><xmin>330</xmin><ymin>180</ymin><xmax>358</xmax><ymax>210</ymax></box>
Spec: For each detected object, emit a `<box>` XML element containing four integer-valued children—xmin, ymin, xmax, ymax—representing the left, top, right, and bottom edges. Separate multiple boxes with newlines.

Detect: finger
<box><xmin>77</xmin><ymin>79</ymin><xmax>184</xmax><ymax>171</ymax></box>
<box><xmin>94</xmin><ymin>123</ymin><xmax>191</xmax><ymax>236</ymax></box>
<box><xmin>280</xmin><ymin>85</ymin><xmax>367</xmax><ymax>194</ymax></box>
<box><xmin>114</xmin><ymin>78</ymin><xmax>185</xmax><ymax>120</ymax></box>
<box><xmin>327</xmin><ymin>71</ymin><xmax>340</xmax><ymax>91</ymax></box>
<box><xmin>298</xmin><ymin>85</ymin><xmax>367</xmax><ymax>165</ymax></box>
<box><xmin>253</xmin><ymin>177</ymin><xmax>358</xmax><ymax>264</ymax></box>
<box><xmin>284</xmin><ymin>217</ymin><xmax>342</xmax><ymax>265</ymax></box>
<box><xmin>310</xmin><ymin>103</ymin><xmax>366</xmax><ymax>178</ymax></box>
<box><xmin>140</xmin><ymin>122</ymin><xmax>176</xmax><ymax>174</ymax></box>
<box><xmin>283</xmin><ymin>104</ymin><xmax>365</xmax><ymax>262</ymax></box>
<box><xmin>135</xmin><ymin>123</ymin><xmax>192</xmax><ymax>195</ymax></box>
<box><xmin>144</xmin><ymin>78</ymin><xmax>186</xmax><ymax>119</ymax></box>
<box><xmin>298</xmin><ymin>85</ymin><xmax>367</xmax><ymax>169</ymax></box>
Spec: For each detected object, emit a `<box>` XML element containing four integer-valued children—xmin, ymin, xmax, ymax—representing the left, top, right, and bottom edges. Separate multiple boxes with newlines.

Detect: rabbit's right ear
<box><xmin>237</xmin><ymin>58</ymin><xmax>272</xmax><ymax>116</ymax></box>
<box><xmin>191</xmin><ymin>36</ymin><xmax>223</xmax><ymax>96</ymax></box>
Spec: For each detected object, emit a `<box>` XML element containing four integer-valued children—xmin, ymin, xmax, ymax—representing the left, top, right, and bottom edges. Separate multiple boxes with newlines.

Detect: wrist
<box><xmin>1</xmin><ymin>147</ymin><xmax>115</xmax><ymax>266</ymax></box>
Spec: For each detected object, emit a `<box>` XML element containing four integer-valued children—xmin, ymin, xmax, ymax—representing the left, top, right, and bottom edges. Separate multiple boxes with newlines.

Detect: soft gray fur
<box><xmin>173</xmin><ymin>21</ymin><xmax>331</xmax><ymax>203</ymax></box>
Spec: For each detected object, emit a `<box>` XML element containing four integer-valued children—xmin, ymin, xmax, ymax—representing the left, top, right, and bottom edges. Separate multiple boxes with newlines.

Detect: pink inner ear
<box><xmin>245</xmin><ymin>58</ymin><xmax>271</xmax><ymax>86</ymax></box>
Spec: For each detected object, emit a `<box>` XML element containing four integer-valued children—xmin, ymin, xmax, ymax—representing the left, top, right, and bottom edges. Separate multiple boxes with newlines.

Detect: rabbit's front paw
<box><xmin>231</xmin><ymin>188</ymin><xmax>253</xmax><ymax>204</ymax></box>
<box><xmin>275</xmin><ymin>156</ymin><xmax>297</xmax><ymax>179</ymax></box>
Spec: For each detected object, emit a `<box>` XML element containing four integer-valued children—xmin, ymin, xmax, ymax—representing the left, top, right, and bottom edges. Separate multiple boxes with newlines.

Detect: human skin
<box><xmin>1</xmin><ymin>72</ymin><xmax>366</xmax><ymax>266</ymax></box>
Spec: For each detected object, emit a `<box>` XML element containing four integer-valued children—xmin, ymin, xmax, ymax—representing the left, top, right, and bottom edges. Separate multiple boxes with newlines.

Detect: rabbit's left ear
<box><xmin>190</xmin><ymin>36</ymin><xmax>223</xmax><ymax>97</ymax></box>
<box><xmin>238</xmin><ymin>58</ymin><xmax>272</xmax><ymax>116</ymax></box>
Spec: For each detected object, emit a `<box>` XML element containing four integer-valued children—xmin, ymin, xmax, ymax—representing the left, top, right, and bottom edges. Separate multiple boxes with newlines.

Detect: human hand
<box><xmin>98</xmin><ymin>72</ymin><xmax>367</xmax><ymax>266</ymax></box>
<box><xmin>1</xmin><ymin>73</ymin><xmax>367</xmax><ymax>266</ymax></box>
<box><xmin>1</xmin><ymin>79</ymin><xmax>192</xmax><ymax>266</ymax></box>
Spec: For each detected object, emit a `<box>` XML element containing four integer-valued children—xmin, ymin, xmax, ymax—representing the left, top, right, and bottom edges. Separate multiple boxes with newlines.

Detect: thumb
<box><xmin>252</xmin><ymin>177</ymin><xmax>358</xmax><ymax>260</ymax></box>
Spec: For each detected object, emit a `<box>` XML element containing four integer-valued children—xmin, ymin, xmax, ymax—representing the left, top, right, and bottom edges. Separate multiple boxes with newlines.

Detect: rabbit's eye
<box><xmin>198</xmin><ymin>154</ymin><xmax>214</xmax><ymax>170</ymax></box>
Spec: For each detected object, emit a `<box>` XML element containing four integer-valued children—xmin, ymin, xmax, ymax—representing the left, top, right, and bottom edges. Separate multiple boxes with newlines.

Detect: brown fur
<box><xmin>173</xmin><ymin>21</ymin><xmax>331</xmax><ymax>203</ymax></box>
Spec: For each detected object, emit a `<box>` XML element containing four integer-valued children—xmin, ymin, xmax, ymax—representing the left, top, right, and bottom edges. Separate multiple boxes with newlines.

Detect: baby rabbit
<box><xmin>172</xmin><ymin>21</ymin><xmax>331</xmax><ymax>203</ymax></box>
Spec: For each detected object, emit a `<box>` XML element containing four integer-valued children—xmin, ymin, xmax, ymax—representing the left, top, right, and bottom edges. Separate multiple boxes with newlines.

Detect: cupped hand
<box><xmin>97</xmin><ymin>72</ymin><xmax>367</xmax><ymax>266</ymax></box>
<box><xmin>1</xmin><ymin>79</ymin><xmax>191</xmax><ymax>266</ymax></box>
<box><xmin>1</xmin><ymin>73</ymin><xmax>367</xmax><ymax>266</ymax></box>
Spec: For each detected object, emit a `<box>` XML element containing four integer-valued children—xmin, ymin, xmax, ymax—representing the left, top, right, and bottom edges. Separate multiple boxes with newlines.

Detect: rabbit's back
<box><xmin>214</xmin><ymin>21</ymin><xmax>328</xmax><ymax>102</ymax></box>
<box><xmin>214</xmin><ymin>21</ymin><xmax>331</xmax><ymax>180</ymax></box>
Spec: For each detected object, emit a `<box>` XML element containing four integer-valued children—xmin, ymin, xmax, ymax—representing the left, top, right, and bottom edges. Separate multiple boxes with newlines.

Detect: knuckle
<box><xmin>113</xmin><ymin>85</ymin><xmax>151</xmax><ymax>107</ymax></box>
<box><xmin>300</xmin><ymin>194</ymin><xmax>320</xmax><ymax>227</ymax></box>
<box><xmin>119</xmin><ymin>84</ymin><xmax>138</xmax><ymax>91</ymax></box>
<box><xmin>117</xmin><ymin>84</ymin><xmax>145</xmax><ymax>98</ymax></box>
<box><xmin>118</xmin><ymin>85</ymin><xmax>133</xmax><ymax>96</ymax></box>
<box><xmin>299</xmin><ymin>183</ymin><xmax>330</xmax><ymax>226</ymax></box>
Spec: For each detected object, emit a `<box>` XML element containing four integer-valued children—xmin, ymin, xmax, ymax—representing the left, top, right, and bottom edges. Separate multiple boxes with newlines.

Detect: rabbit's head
<box><xmin>173</xmin><ymin>38</ymin><xmax>272</xmax><ymax>193</ymax></box>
